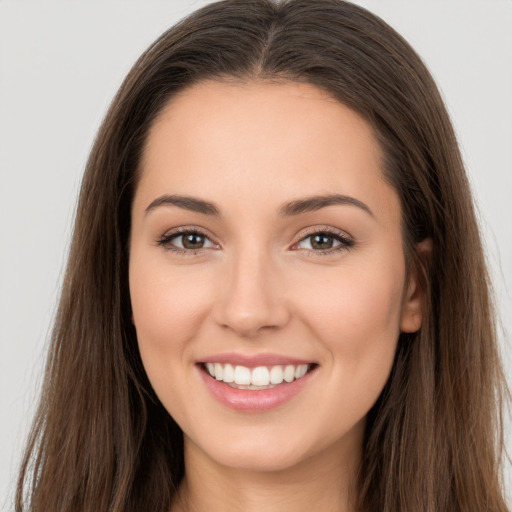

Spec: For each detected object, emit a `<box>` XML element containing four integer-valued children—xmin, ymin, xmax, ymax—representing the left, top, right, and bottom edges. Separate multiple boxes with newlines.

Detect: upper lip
<box><xmin>199</xmin><ymin>352</ymin><xmax>316</xmax><ymax>368</ymax></box>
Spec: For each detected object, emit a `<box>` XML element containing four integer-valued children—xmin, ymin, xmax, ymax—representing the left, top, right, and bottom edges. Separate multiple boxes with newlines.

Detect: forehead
<box><xmin>135</xmin><ymin>80</ymin><xmax>398</xmax><ymax>224</ymax></box>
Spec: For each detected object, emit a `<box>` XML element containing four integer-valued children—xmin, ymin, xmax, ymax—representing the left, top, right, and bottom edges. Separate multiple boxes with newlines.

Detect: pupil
<box><xmin>312</xmin><ymin>234</ymin><xmax>333</xmax><ymax>250</ymax></box>
<box><xmin>183</xmin><ymin>233</ymin><xmax>204</xmax><ymax>249</ymax></box>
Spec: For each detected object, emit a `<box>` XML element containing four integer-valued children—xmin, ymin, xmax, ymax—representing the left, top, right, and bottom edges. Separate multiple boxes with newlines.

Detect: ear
<box><xmin>400</xmin><ymin>238</ymin><xmax>432</xmax><ymax>333</ymax></box>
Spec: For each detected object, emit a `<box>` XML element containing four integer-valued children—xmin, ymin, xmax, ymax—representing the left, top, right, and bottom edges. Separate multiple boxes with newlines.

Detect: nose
<box><xmin>213</xmin><ymin>249</ymin><xmax>291</xmax><ymax>338</ymax></box>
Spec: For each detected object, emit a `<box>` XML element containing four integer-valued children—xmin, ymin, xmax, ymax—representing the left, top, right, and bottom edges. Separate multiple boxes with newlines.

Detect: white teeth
<box><xmin>234</xmin><ymin>365</ymin><xmax>251</xmax><ymax>385</ymax></box>
<box><xmin>283</xmin><ymin>365</ymin><xmax>295</xmax><ymax>382</ymax></box>
<box><xmin>295</xmin><ymin>364</ymin><xmax>308</xmax><ymax>378</ymax></box>
<box><xmin>204</xmin><ymin>362</ymin><xmax>312</xmax><ymax>387</ymax></box>
<box><xmin>269</xmin><ymin>365</ymin><xmax>284</xmax><ymax>384</ymax></box>
<box><xmin>214</xmin><ymin>363</ymin><xmax>223</xmax><ymax>381</ymax></box>
<box><xmin>222</xmin><ymin>363</ymin><xmax>234</xmax><ymax>383</ymax></box>
<box><xmin>251</xmin><ymin>366</ymin><xmax>270</xmax><ymax>386</ymax></box>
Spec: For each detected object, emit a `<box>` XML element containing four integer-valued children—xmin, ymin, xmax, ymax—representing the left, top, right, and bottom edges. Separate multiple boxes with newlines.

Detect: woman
<box><xmin>15</xmin><ymin>1</ymin><xmax>510</xmax><ymax>511</ymax></box>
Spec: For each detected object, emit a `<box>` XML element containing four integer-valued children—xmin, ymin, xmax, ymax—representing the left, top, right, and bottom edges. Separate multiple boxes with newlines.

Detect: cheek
<box><xmin>297</xmin><ymin>255</ymin><xmax>405</xmax><ymax>393</ymax></box>
<box><xmin>129</xmin><ymin>261</ymin><xmax>218</xmax><ymax>420</ymax></box>
<box><xmin>130</xmin><ymin>261</ymin><xmax>212</xmax><ymax>345</ymax></box>
<box><xmin>128</xmin><ymin>257</ymin><xmax>217</xmax><ymax>402</ymax></box>
<box><xmin>305</xmin><ymin>263</ymin><xmax>403</xmax><ymax>337</ymax></box>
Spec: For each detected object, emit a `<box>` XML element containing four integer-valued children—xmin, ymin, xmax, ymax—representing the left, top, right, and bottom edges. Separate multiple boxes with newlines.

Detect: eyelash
<box><xmin>156</xmin><ymin>227</ymin><xmax>217</xmax><ymax>256</ymax></box>
<box><xmin>156</xmin><ymin>226</ymin><xmax>355</xmax><ymax>257</ymax></box>
<box><xmin>295</xmin><ymin>227</ymin><xmax>355</xmax><ymax>257</ymax></box>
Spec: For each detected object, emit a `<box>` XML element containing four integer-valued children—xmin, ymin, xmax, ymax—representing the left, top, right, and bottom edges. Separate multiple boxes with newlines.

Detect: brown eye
<box><xmin>181</xmin><ymin>233</ymin><xmax>206</xmax><ymax>249</ymax></box>
<box><xmin>298</xmin><ymin>233</ymin><xmax>341</xmax><ymax>251</ymax></box>
<box><xmin>310</xmin><ymin>234</ymin><xmax>335</xmax><ymax>250</ymax></box>
<box><xmin>157</xmin><ymin>229</ymin><xmax>217</xmax><ymax>253</ymax></box>
<box><xmin>295</xmin><ymin>229</ymin><xmax>354</xmax><ymax>255</ymax></box>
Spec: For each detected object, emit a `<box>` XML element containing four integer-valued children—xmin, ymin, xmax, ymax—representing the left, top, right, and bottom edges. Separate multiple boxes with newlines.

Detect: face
<box><xmin>129</xmin><ymin>80</ymin><xmax>424</xmax><ymax>473</ymax></box>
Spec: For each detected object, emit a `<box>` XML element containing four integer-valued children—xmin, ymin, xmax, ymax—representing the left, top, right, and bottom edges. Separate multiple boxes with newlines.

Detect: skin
<box><xmin>129</xmin><ymin>80</ymin><xmax>425</xmax><ymax>512</ymax></box>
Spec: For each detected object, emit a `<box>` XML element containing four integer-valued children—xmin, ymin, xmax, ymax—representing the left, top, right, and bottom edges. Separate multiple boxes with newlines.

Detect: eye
<box><xmin>294</xmin><ymin>228</ymin><xmax>354</xmax><ymax>255</ymax></box>
<box><xmin>157</xmin><ymin>228</ymin><xmax>218</xmax><ymax>254</ymax></box>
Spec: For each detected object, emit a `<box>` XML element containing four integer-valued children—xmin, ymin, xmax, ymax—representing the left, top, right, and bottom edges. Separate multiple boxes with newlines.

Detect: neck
<box><xmin>172</xmin><ymin>433</ymin><xmax>362</xmax><ymax>512</ymax></box>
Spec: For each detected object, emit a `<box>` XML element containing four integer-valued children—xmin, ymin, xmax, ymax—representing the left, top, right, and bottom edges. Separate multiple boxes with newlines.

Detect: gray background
<box><xmin>1</xmin><ymin>1</ymin><xmax>511</xmax><ymax>508</ymax></box>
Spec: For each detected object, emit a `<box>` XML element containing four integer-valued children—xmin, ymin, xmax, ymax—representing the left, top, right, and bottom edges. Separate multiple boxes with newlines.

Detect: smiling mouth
<box><xmin>200</xmin><ymin>362</ymin><xmax>317</xmax><ymax>390</ymax></box>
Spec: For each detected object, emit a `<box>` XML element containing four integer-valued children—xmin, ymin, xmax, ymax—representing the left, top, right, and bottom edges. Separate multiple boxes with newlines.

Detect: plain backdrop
<box><xmin>1</xmin><ymin>0</ymin><xmax>511</xmax><ymax>508</ymax></box>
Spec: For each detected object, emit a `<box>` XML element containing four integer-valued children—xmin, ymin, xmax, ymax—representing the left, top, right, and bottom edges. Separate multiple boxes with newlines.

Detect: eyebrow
<box><xmin>278</xmin><ymin>194</ymin><xmax>374</xmax><ymax>218</ymax></box>
<box><xmin>145</xmin><ymin>195</ymin><xmax>220</xmax><ymax>216</ymax></box>
<box><xmin>144</xmin><ymin>193</ymin><xmax>374</xmax><ymax>218</ymax></box>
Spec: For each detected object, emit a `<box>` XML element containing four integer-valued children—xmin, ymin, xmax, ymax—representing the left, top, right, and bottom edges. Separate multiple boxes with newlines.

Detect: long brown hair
<box><xmin>16</xmin><ymin>1</ymin><xmax>509</xmax><ymax>511</ymax></box>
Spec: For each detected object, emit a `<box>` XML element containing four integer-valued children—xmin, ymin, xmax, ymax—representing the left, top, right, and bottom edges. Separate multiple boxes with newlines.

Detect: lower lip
<box><xmin>198</xmin><ymin>365</ymin><xmax>316</xmax><ymax>412</ymax></box>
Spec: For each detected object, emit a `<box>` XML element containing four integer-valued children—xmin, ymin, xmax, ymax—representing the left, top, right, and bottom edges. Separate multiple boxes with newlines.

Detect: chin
<box><xmin>184</xmin><ymin>418</ymin><xmax>361</xmax><ymax>475</ymax></box>
<box><xmin>202</xmin><ymin>438</ymin><xmax>311</xmax><ymax>473</ymax></box>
